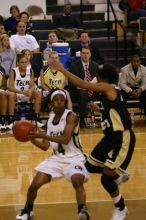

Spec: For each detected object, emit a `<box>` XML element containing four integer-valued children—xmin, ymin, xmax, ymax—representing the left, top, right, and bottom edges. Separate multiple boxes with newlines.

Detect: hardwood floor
<box><xmin>0</xmin><ymin>117</ymin><xmax>146</xmax><ymax>219</ymax></box>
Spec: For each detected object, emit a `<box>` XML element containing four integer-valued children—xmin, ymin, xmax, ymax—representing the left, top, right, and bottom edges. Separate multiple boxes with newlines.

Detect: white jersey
<box><xmin>47</xmin><ymin>109</ymin><xmax>84</xmax><ymax>159</ymax></box>
<box><xmin>36</xmin><ymin>109</ymin><xmax>89</xmax><ymax>181</ymax></box>
<box><xmin>13</xmin><ymin>67</ymin><xmax>32</xmax><ymax>91</ymax></box>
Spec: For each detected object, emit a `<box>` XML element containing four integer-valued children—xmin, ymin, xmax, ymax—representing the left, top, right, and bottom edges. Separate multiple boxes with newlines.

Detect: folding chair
<box><xmin>14</xmin><ymin>101</ymin><xmax>35</xmax><ymax>121</ymax></box>
<box><xmin>32</xmin><ymin>30</ymin><xmax>54</xmax><ymax>41</ymax></box>
<box><xmin>30</xmin><ymin>19</ymin><xmax>53</xmax><ymax>30</ymax></box>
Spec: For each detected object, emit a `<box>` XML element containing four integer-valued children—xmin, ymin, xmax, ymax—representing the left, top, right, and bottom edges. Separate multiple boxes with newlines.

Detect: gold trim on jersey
<box><xmin>105</xmin><ymin>130</ymin><xmax>130</xmax><ymax>170</ymax></box>
<box><xmin>72</xmin><ymin>123</ymin><xmax>83</xmax><ymax>151</ymax></box>
<box><xmin>110</xmin><ymin>108</ymin><xmax>124</xmax><ymax>131</ymax></box>
<box><xmin>87</xmin><ymin>155</ymin><xmax>104</xmax><ymax>167</ymax></box>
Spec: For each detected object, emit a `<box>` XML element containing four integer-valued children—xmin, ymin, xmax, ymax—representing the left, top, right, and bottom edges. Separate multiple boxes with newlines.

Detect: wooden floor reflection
<box><xmin>0</xmin><ymin>117</ymin><xmax>146</xmax><ymax>219</ymax></box>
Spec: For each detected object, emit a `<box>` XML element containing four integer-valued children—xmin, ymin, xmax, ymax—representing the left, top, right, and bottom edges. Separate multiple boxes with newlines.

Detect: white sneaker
<box><xmin>111</xmin><ymin>207</ymin><xmax>128</xmax><ymax>220</ymax></box>
<box><xmin>33</xmin><ymin>120</ymin><xmax>45</xmax><ymax>128</ymax></box>
<box><xmin>78</xmin><ymin>209</ymin><xmax>90</xmax><ymax>220</ymax></box>
<box><xmin>7</xmin><ymin>123</ymin><xmax>14</xmax><ymax>130</ymax></box>
<box><xmin>115</xmin><ymin>173</ymin><xmax>130</xmax><ymax>186</ymax></box>
<box><xmin>16</xmin><ymin>210</ymin><xmax>34</xmax><ymax>220</ymax></box>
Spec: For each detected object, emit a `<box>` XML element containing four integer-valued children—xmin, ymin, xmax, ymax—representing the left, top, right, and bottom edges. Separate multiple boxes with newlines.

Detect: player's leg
<box><xmin>85</xmin><ymin>137</ymin><xmax>109</xmax><ymax>174</ymax></box>
<box><xmin>7</xmin><ymin>91</ymin><xmax>16</xmax><ymax>129</ymax></box>
<box><xmin>16</xmin><ymin>171</ymin><xmax>51</xmax><ymax>220</ymax></box>
<box><xmin>0</xmin><ymin>90</ymin><xmax>9</xmax><ymax>131</ymax></box>
<box><xmin>101</xmin><ymin>167</ymin><xmax>128</xmax><ymax>220</ymax></box>
<box><xmin>65</xmin><ymin>162</ymin><xmax>90</xmax><ymax>220</ymax></box>
<box><xmin>31</xmin><ymin>90</ymin><xmax>44</xmax><ymax>128</ymax></box>
<box><xmin>101</xmin><ymin>130</ymin><xmax>135</xmax><ymax>220</ymax></box>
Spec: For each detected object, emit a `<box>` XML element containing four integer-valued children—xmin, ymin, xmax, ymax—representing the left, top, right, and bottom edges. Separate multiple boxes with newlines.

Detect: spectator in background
<box><xmin>53</xmin><ymin>3</ymin><xmax>82</xmax><ymax>41</ymax></box>
<box><xmin>119</xmin><ymin>54</ymin><xmax>146</xmax><ymax>120</ymax></box>
<box><xmin>41</xmin><ymin>51</ymin><xmax>68</xmax><ymax>92</ymax></box>
<box><xmin>0</xmin><ymin>56</ymin><xmax>8</xmax><ymax>132</ymax></box>
<box><xmin>10</xmin><ymin>22</ymin><xmax>39</xmax><ymax>53</ymax></box>
<box><xmin>0</xmin><ymin>24</ymin><xmax>6</xmax><ymax>35</ymax></box>
<box><xmin>5</xmin><ymin>5</ymin><xmax>20</xmax><ymax>32</ymax></box>
<box><xmin>70</xmin><ymin>31</ymin><xmax>104</xmax><ymax>66</ymax></box>
<box><xmin>11</xmin><ymin>11</ymin><xmax>33</xmax><ymax>35</ymax></box>
<box><xmin>21</xmin><ymin>49</ymin><xmax>41</xmax><ymax>80</ymax></box>
<box><xmin>69</xmin><ymin>46</ymin><xmax>98</xmax><ymax>127</ymax></box>
<box><xmin>40</xmin><ymin>51</ymin><xmax>72</xmax><ymax>110</ymax></box>
<box><xmin>0</xmin><ymin>34</ymin><xmax>16</xmax><ymax>79</ymax></box>
<box><xmin>128</xmin><ymin>0</ymin><xmax>146</xmax><ymax>22</ymax></box>
<box><xmin>43</xmin><ymin>31</ymin><xmax>58</xmax><ymax>62</ymax></box>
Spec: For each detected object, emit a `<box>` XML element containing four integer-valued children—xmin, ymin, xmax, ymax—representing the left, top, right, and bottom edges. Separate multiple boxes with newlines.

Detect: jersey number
<box><xmin>58</xmin><ymin>144</ymin><xmax>65</xmax><ymax>155</ymax></box>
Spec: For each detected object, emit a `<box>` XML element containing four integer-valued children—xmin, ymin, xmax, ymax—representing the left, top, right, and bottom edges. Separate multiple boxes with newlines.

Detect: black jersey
<box><xmin>99</xmin><ymin>86</ymin><xmax>132</xmax><ymax>135</ymax></box>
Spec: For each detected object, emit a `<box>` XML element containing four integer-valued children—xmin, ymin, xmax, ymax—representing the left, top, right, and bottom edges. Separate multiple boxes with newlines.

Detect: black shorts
<box><xmin>86</xmin><ymin>129</ymin><xmax>135</xmax><ymax>174</ymax></box>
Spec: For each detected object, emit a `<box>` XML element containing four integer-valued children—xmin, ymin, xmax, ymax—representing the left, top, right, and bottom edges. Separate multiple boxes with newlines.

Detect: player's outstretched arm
<box><xmin>52</xmin><ymin>61</ymin><xmax>115</xmax><ymax>98</ymax></box>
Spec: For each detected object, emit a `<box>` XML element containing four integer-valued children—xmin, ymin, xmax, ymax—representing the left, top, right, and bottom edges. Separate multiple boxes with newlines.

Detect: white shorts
<box><xmin>16</xmin><ymin>94</ymin><xmax>30</xmax><ymax>102</ymax></box>
<box><xmin>0</xmin><ymin>89</ymin><xmax>7</xmax><ymax>93</ymax></box>
<box><xmin>35</xmin><ymin>154</ymin><xmax>89</xmax><ymax>182</ymax></box>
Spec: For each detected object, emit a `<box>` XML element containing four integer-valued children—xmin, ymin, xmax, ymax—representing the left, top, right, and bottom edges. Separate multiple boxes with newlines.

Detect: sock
<box><xmin>8</xmin><ymin>115</ymin><xmax>14</xmax><ymax>124</ymax></box>
<box><xmin>112</xmin><ymin>195</ymin><xmax>125</xmax><ymax>211</ymax></box>
<box><xmin>78</xmin><ymin>204</ymin><xmax>87</xmax><ymax>213</ymax></box>
<box><xmin>34</xmin><ymin>113</ymin><xmax>40</xmax><ymax>121</ymax></box>
<box><xmin>24</xmin><ymin>203</ymin><xmax>33</xmax><ymax>212</ymax></box>
<box><xmin>0</xmin><ymin>115</ymin><xmax>6</xmax><ymax>125</ymax></box>
<box><xmin>112</xmin><ymin>194</ymin><xmax>121</xmax><ymax>204</ymax></box>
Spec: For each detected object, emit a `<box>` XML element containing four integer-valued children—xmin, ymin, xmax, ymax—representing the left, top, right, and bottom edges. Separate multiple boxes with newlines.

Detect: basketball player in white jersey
<box><xmin>0</xmin><ymin>57</ymin><xmax>8</xmax><ymax>132</ymax></box>
<box><xmin>16</xmin><ymin>89</ymin><xmax>90</xmax><ymax>220</ymax></box>
<box><xmin>8</xmin><ymin>56</ymin><xmax>43</xmax><ymax>129</ymax></box>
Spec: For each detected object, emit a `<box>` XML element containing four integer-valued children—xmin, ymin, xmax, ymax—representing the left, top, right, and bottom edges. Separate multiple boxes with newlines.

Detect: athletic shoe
<box><xmin>0</xmin><ymin>125</ymin><xmax>9</xmax><ymax>132</ymax></box>
<box><xmin>16</xmin><ymin>209</ymin><xmax>34</xmax><ymax>220</ymax></box>
<box><xmin>115</xmin><ymin>173</ymin><xmax>130</xmax><ymax>186</ymax></box>
<box><xmin>111</xmin><ymin>206</ymin><xmax>128</xmax><ymax>220</ymax></box>
<box><xmin>78</xmin><ymin>208</ymin><xmax>90</xmax><ymax>220</ymax></box>
<box><xmin>7</xmin><ymin>123</ymin><xmax>14</xmax><ymax>130</ymax></box>
<box><xmin>32</xmin><ymin>120</ymin><xmax>45</xmax><ymax>128</ymax></box>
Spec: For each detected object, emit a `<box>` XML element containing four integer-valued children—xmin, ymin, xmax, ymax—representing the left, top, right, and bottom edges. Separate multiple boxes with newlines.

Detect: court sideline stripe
<box><xmin>1</xmin><ymin>197</ymin><xmax>146</xmax><ymax>207</ymax></box>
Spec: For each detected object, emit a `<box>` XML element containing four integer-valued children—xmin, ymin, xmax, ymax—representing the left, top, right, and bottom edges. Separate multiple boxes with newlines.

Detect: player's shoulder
<box><xmin>67</xmin><ymin>110</ymin><xmax>78</xmax><ymax>121</ymax></box>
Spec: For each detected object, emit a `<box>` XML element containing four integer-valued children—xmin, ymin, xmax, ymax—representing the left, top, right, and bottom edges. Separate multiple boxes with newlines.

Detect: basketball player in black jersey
<box><xmin>52</xmin><ymin>61</ymin><xmax>136</xmax><ymax>220</ymax></box>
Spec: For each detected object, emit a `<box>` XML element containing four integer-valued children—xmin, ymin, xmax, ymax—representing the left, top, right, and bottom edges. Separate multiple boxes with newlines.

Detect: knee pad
<box><xmin>101</xmin><ymin>174</ymin><xmax>117</xmax><ymax>194</ymax></box>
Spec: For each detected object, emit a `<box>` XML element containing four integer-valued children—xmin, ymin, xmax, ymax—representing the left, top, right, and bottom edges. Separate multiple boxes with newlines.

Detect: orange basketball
<box><xmin>13</xmin><ymin>120</ymin><xmax>35</xmax><ymax>142</ymax></box>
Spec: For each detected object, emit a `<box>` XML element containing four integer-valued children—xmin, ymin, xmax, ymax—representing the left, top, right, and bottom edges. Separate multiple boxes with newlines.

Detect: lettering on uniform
<box><xmin>16</xmin><ymin>80</ymin><xmax>30</xmax><ymax>87</ymax></box>
<box><xmin>74</xmin><ymin>165</ymin><xmax>83</xmax><ymax>171</ymax></box>
<box><xmin>50</xmin><ymin>131</ymin><xmax>63</xmax><ymax>136</ymax></box>
<box><xmin>101</xmin><ymin>119</ymin><xmax>110</xmax><ymax>130</ymax></box>
<box><xmin>49</xmin><ymin>79</ymin><xmax>62</xmax><ymax>87</ymax></box>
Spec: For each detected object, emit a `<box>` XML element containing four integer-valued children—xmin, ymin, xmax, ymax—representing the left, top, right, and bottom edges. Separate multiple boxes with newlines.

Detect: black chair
<box><xmin>14</xmin><ymin>102</ymin><xmax>35</xmax><ymax>121</ymax></box>
<box><xmin>67</xmin><ymin>39</ymin><xmax>80</xmax><ymax>49</ymax></box>
<box><xmin>32</xmin><ymin>30</ymin><xmax>54</xmax><ymax>41</ymax></box>
<box><xmin>30</xmin><ymin>19</ymin><xmax>54</xmax><ymax>30</ymax></box>
<box><xmin>32</xmin><ymin>52</ymin><xmax>43</xmax><ymax>69</ymax></box>
<box><xmin>39</xmin><ymin>40</ymin><xmax>48</xmax><ymax>52</ymax></box>
<box><xmin>139</xmin><ymin>17</ymin><xmax>146</xmax><ymax>47</ymax></box>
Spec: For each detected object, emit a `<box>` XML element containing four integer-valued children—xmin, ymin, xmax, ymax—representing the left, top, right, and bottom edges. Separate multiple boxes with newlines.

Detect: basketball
<box><xmin>12</xmin><ymin>120</ymin><xmax>35</xmax><ymax>142</ymax></box>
